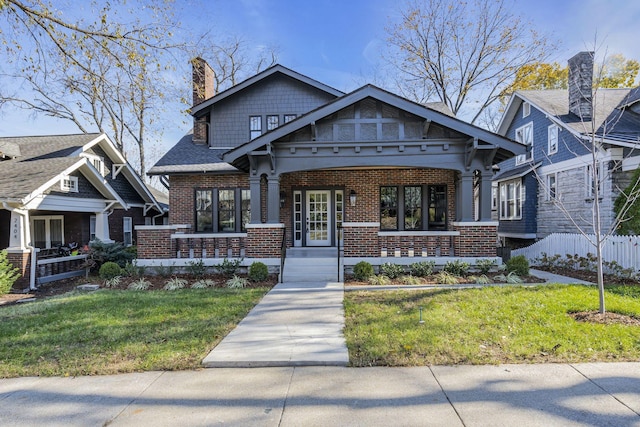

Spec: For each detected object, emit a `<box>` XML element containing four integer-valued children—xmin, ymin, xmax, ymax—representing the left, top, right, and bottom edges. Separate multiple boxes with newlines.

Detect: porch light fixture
<box><xmin>349</xmin><ymin>190</ymin><xmax>357</xmax><ymax>207</ymax></box>
<box><xmin>280</xmin><ymin>191</ymin><xmax>286</xmax><ymax>208</ymax></box>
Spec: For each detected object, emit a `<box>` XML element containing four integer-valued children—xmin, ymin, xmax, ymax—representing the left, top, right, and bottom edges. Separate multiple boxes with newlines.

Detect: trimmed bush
<box><xmin>506</xmin><ymin>255</ymin><xmax>529</xmax><ymax>277</ymax></box>
<box><xmin>0</xmin><ymin>250</ymin><xmax>20</xmax><ymax>296</ymax></box>
<box><xmin>379</xmin><ymin>262</ymin><xmax>404</xmax><ymax>279</ymax></box>
<box><xmin>89</xmin><ymin>239</ymin><xmax>134</xmax><ymax>269</ymax></box>
<box><xmin>443</xmin><ymin>260</ymin><xmax>470</xmax><ymax>276</ymax></box>
<box><xmin>248</xmin><ymin>262</ymin><xmax>269</xmax><ymax>282</ymax></box>
<box><xmin>99</xmin><ymin>262</ymin><xmax>122</xmax><ymax>280</ymax></box>
<box><xmin>410</xmin><ymin>261</ymin><xmax>435</xmax><ymax>277</ymax></box>
<box><xmin>353</xmin><ymin>261</ymin><xmax>374</xmax><ymax>280</ymax></box>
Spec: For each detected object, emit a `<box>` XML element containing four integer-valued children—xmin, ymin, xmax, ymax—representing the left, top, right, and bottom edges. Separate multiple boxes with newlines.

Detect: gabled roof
<box><xmin>0</xmin><ymin>133</ymin><xmax>162</xmax><ymax>212</ymax></box>
<box><xmin>498</xmin><ymin>89</ymin><xmax>640</xmax><ymax>146</ymax></box>
<box><xmin>190</xmin><ymin>64</ymin><xmax>344</xmax><ymax>116</ymax></box>
<box><xmin>224</xmin><ymin>84</ymin><xmax>525</xmax><ymax>166</ymax></box>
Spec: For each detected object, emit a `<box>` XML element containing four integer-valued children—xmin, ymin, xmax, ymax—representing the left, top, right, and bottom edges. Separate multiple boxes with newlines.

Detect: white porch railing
<box><xmin>512</xmin><ymin>233</ymin><xmax>640</xmax><ymax>270</ymax></box>
<box><xmin>36</xmin><ymin>254</ymin><xmax>88</xmax><ymax>285</ymax></box>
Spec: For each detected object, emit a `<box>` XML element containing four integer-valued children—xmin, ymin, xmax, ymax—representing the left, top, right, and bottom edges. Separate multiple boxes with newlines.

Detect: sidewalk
<box><xmin>202</xmin><ymin>281</ymin><xmax>349</xmax><ymax>367</ymax></box>
<box><xmin>1</xmin><ymin>363</ymin><xmax>639</xmax><ymax>426</ymax></box>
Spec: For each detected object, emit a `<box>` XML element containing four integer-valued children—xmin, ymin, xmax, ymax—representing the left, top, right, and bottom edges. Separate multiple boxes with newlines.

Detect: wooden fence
<box><xmin>512</xmin><ymin>233</ymin><xmax>640</xmax><ymax>270</ymax></box>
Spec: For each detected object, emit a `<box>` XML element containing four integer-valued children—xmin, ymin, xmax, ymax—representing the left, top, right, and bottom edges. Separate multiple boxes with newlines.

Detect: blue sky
<box><xmin>3</xmin><ymin>0</ymin><xmax>640</xmax><ymax>161</ymax></box>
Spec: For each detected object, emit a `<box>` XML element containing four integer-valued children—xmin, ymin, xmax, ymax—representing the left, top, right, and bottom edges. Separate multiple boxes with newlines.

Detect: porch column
<box><xmin>479</xmin><ymin>170</ymin><xmax>494</xmax><ymax>221</ymax></box>
<box><xmin>8</xmin><ymin>210</ymin><xmax>30</xmax><ymax>250</ymax></box>
<box><xmin>457</xmin><ymin>172</ymin><xmax>475</xmax><ymax>222</ymax></box>
<box><xmin>94</xmin><ymin>211</ymin><xmax>114</xmax><ymax>243</ymax></box>
<box><xmin>267</xmin><ymin>174</ymin><xmax>281</xmax><ymax>224</ymax></box>
<box><xmin>249</xmin><ymin>175</ymin><xmax>262</xmax><ymax>223</ymax></box>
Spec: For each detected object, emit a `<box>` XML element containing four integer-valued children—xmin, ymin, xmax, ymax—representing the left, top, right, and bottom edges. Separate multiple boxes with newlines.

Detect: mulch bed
<box><xmin>534</xmin><ymin>266</ymin><xmax>640</xmax><ymax>286</ymax></box>
<box><xmin>571</xmin><ymin>311</ymin><xmax>640</xmax><ymax>326</ymax></box>
<box><xmin>345</xmin><ymin>273</ymin><xmax>543</xmax><ymax>286</ymax></box>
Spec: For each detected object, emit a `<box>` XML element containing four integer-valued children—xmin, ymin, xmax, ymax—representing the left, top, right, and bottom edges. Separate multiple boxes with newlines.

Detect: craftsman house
<box><xmin>0</xmin><ymin>133</ymin><xmax>166</xmax><ymax>288</ymax></box>
<box><xmin>138</xmin><ymin>61</ymin><xmax>525</xmax><ymax>276</ymax></box>
<box><xmin>495</xmin><ymin>51</ymin><xmax>640</xmax><ymax>248</ymax></box>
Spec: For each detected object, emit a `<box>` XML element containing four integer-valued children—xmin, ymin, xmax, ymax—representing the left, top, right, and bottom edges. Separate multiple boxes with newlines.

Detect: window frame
<box><xmin>123</xmin><ymin>217</ymin><xmax>133</xmax><ymax>246</ymax></box>
<box><xmin>194</xmin><ymin>188</ymin><xmax>250</xmax><ymax>233</ymax></box>
<box><xmin>284</xmin><ymin>114</ymin><xmax>297</xmax><ymax>123</ymax></box>
<box><xmin>498</xmin><ymin>178</ymin><xmax>523</xmax><ymax>220</ymax></box>
<box><xmin>380</xmin><ymin>184</ymin><xmax>447</xmax><ymax>231</ymax></box>
<box><xmin>82</xmin><ymin>153</ymin><xmax>105</xmax><ymax>175</ymax></box>
<box><xmin>523</xmin><ymin>102</ymin><xmax>531</xmax><ymax>118</ymax></box>
<box><xmin>250</xmin><ymin>116</ymin><xmax>262</xmax><ymax>140</ymax></box>
<box><xmin>60</xmin><ymin>175</ymin><xmax>79</xmax><ymax>192</ymax></box>
<box><xmin>31</xmin><ymin>215</ymin><xmax>65</xmax><ymax>249</ymax></box>
<box><xmin>545</xmin><ymin>173</ymin><xmax>557</xmax><ymax>201</ymax></box>
<box><xmin>515</xmin><ymin>122</ymin><xmax>534</xmax><ymax>165</ymax></box>
<box><xmin>90</xmin><ymin>215</ymin><xmax>96</xmax><ymax>241</ymax></box>
<box><xmin>266</xmin><ymin>115</ymin><xmax>279</xmax><ymax>131</ymax></box>
<box><xmin>548</xmin><ymin>124</ymin><xmax>559</xmax><ymax>155</ymax></box>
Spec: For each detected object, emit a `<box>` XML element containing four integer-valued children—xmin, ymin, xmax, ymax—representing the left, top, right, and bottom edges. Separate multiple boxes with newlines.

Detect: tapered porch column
<box><xmin>94</xmin><ymin>211</ymin><xmax>114</xmax><ymax>243</ymax></box>
<box><xmin>479</xmin><ymin>170</ymin><xmax>494</xmax><ymax>221</ymax></box>
<box><xmin>457</xmin><ymin>172</ymin><xmax>475</xmax><ymax>222</ymax></box>
<box><xmin>267</xmin><ymin>174</ymin><xmax>281</xmax><ymax>224</ymax></box>
<box><xmin>249</xmin><ymin>175</ymin><xmax>262</xmax><ymax>223</ymax></box>
<box><xmin>8</xmin><ymin>209</ymin><xmax>30</xmax><ymax>250</ymax></box>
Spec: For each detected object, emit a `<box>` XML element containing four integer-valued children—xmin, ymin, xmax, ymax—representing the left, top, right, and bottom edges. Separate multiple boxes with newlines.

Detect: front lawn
<box><xmin>0</xmin><ymin>288</ymin><xmax>269</xmax><ymax>377</ymax></box>
<box><xmin>345</xmin><ymin>284</ymin><xmax>640</xmax><ymax>366</ymax></box>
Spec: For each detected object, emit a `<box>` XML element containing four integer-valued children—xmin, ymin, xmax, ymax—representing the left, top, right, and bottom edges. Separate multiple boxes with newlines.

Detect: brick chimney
<box><xmin>191</xmin><ymin>57</ymin><xmax>215</xmax><ymax>144</ymax></box>
<box><xmin>568</xmin><ymin>51</ymin><xmax>594</xmax><ymax>120</ymax></box>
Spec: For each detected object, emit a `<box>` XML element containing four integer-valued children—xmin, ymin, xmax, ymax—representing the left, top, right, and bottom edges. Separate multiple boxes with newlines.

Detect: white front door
<box><xmin>306</xmin><ymin>190</ymin><xmax>331</xmax><ymax>246</ymax></box>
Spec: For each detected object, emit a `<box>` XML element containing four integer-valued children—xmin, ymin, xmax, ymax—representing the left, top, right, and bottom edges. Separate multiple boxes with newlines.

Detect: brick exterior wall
<box><xmin>343</xmin><ymin>226</ymin><xmax>378</xmax><ymax>257</ymax></box>
<box><xmin>378</xmin><ymin>234</ymin><xmax>454</xmax><ymax>257</ymax></box>
<box><xmin>453</xmin><ymin>224</ymin><xmax>497</xmax><ymax>257</ymax></box>
<box><xmin>245</xmin><ymin>226</ymin><xmax>283</xmax><ymax>258</ymax></box>
<box><xmin>136</xmin><ymin>228</ymin><xmax>174</xmax><ymax>259</ymax></box>
<box><xmin>6</xmin><ymin>250</ymin><xmax>31</xmax><ymax>290</ymax></box>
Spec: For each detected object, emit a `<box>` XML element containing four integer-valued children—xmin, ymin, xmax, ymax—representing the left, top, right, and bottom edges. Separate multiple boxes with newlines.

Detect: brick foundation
<box><xmin>6</xmin><ymin>250</ymin><xmax>31</xmax><ymax>290</ymax></box>
<box><xmin>343</xmin><ymin>224</ymin><xmax>379</xmax><ymax>257</ymax></box>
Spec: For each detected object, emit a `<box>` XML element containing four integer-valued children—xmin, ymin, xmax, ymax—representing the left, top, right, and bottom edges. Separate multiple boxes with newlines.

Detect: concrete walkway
<box><xmin>1</xmin><ymin>363</ymin><xmax>639</xmax><ymax>426</ymax></box>
<box><xmin>202</xmin><ymin>281</ymin><xmax>349</xmax><ymax>367</ymax></box>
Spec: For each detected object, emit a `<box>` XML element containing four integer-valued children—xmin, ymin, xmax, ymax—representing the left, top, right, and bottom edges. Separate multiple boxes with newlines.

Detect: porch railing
<box><xmin>36</xmin><ymin>254</ymin><xmax>88</xmax><ymax>285</ymax></box>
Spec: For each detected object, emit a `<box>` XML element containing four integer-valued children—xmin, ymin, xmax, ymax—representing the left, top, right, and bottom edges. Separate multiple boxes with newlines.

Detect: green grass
<box><xmin>0</xmin><ymin>288</ymin><xmax>269</xmax><ymax>377</ymax></box>
<box><xmin>345</xmin><ymin>284</ymin><xmax>640</xmax><ymax>366</ymax></box>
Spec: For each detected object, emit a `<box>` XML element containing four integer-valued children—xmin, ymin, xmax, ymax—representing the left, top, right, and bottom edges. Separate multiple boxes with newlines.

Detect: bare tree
<box><xmin>385</xmin><ymin>0</ymin><xmax>555</xmax><ymax>125</ymax></box>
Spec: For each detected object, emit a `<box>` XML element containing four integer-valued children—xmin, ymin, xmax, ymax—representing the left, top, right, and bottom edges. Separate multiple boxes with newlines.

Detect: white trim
<box><xmin>342</xmin><ymin>222</ymin><xmax>380</xmax><ymax>227</ymax></box>
<box><xmin>622</xmin><ymin>155</ymin><xmax>640</xmax><ymax>172</ymax></box>
<box><xmin>171</xmin><ymin>233</ymin><xmax>248</xmax><ymax>239</ymax></box>
<box><xmin>60</xmin><ymin>175</ymin><xmax>78</xmax><ymax>192</ymax></box>
<box><xmin>31</xmin><ymin>215</ymin><xmax>64</xmax><ymax>249</ymax></box>
<box><xmin>498</xmin><ymin>178</ymin><xmax>523</xmax><ymax>220</ymax></box>
<box><xmin>244</xmin><ymin>223</ymin><xmax>285</xmax><ymax>229</ymax></box>
<box><xmin>378</xmin><ymin>230</ymin><xmax>459</xmax><ymax>237</ymax></box>
<box><xmin>514</xmin><ymin>122</ymin><xmax>533</xmax><ymax>165</ymax></box>
<box><xmin>522</xmin><ymin>102</ymin><xmax>530</xmax><ymax>118</ymax></box>
<box><xmin>452</xmin><ymin>221</ymin><xmax>499</xmax><ymax>227</ymax></box>
<box><xmin>25</xmin><ymin>195</ymin><xmax>113</xmax><ymax>212</ymax></box>
<box><xmin>498</xmin><ymin>232</ymin><xmax>537</xmax><ymax>239</ymax></box>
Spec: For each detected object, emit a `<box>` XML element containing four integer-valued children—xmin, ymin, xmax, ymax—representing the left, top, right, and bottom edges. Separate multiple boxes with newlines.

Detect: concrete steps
<box><xmin>282</xmin><ymin>248</ymin><xmax>342</xmax><ymax>282</ymax></box>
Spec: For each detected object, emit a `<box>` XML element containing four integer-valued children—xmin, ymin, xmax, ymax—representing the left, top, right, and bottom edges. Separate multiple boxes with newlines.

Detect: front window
<box><xmin>250</xmin><ymin>116</ymin><xmax>262</xmax><ymax>140</ymax></box>
<box><xmin>31</xmin><ymin>216</ymin><xmax>64</xmax><ymax>249</ymax></box>
<box><xmin>515</xmin><ymin>122</ymin><xmax>533</xmax><ymax>165</ymax></box>
<box><xmin>499</xmin><ymin>178</ymin><xmax>522</xmax><ymax>220</ymax></box>
<box><xmin>123</xmin><ymin>217</ymin><xmax>132</xmax><ymax>246</ymax></box>
<box><xmin>195</xmin><ymin>188</ymin><xmax>249</xmax><ymax>233</ymax></box>
<box><xmin>428</xmin><ymin>185</ymin><xmax>447</xmax><ymax>230</ymax></box>
<box><xmin>380</xmin><ymin>186</ymin><xmax>398</xmax><ymax>230</ymax></box>
<box><xmin>548</xmin><ymin>125</ymin><xmax>558</xmax><ymax>154</ymax></box>
<box><xmin>404</xmin><ymin>186</ymin><xmax>422</xmax><ymax>230</ymax></box>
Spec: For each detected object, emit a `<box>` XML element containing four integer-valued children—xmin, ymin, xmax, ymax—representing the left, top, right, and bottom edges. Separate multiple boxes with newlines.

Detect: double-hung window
<box><xmin>195</xmin><ymin>188</ymin><xmax>250</xmax><ymax>233</ymax></box>
<box><xmin>499</xmin><ymin>179</ymin><xmax>522</xmax><ymax>220</ymax></box>
<box><xmin>546</xmin><ymin>173</ymin><xmax>557</xmax><ymax>201</ymax></box>
<box><xmin>548</xmin><ymin>125</ymin><xmax>558</xmax><ymax>155</ymax></box>
<box><xmin>123</xmin><ymin>217</ymin><xmax>133</xmax><ymax>246</ymax></box>
<box><xmin>515</xmin><ymin>122</ymin><xmax>533</xmax><ymax>165</ymax></box>
<box><xmin>380</xmin><ymin>185</ymin><xmax>446</xmax><ymax>231</ymax></box>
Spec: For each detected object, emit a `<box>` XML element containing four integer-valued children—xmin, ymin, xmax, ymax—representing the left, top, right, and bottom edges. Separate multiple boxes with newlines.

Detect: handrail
<box><xmin>337</xmin><ymin>223</ymin><xmax>342</xmax><ymax>282</ymax></box>
<box><xmin>279</xmin><ymin>227</ymin><xmax>287</xmax><ymax>283</ymax></box>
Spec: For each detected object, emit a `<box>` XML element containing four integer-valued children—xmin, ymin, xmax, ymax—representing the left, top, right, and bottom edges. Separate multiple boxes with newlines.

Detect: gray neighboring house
<box><xmin>495</xmin><ymin>51</ymin><xmax>640</xmax><ymax>248</ymax></box>
<box><xmin>0</xmin><ymin>133</ymin><xmax>166</xmax><ymax>289</ymax></box>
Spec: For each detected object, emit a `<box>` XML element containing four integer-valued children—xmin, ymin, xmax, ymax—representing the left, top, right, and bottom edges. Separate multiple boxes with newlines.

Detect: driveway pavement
<box><xmin>1</xmin><ymin>363</ymin><xmax>639</xmax><ymax>426</ymax></box>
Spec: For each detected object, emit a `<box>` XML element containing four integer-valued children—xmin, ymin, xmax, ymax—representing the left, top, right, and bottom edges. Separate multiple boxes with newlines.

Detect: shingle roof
<box><xmin>517</xmin><ymin>89</ymin><xmax>640</xmax><ymax>144</ymax></box>
<box><xmin>0</xmin><ymin>134</ymin><xmax>101</xmax><ymax>200</ymax></box>
<box><xmin>148</xmin><ymin>132</ymin><xmax>240</xmax><ymax>175</ymax></box>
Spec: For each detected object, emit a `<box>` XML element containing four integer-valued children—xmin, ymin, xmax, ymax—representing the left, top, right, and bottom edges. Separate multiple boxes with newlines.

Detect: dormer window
<box><xmin>523</xmin><ymin>102</ymin><xmax>531</xmax><ymax>118</ymax></box>
<box><xmin>60</xmin><ymin>175</ymin><xmax>78</xmax><ymax>192</ymax></box>
<box><xmin>250</xmin><ymin>116</ymin><xmax>262</xmax><ymax>139</ymax></box>
<box><xmin>82</xmin><ymin>153</ymin><xmax>105</xmax><ymax>176</ymax></box>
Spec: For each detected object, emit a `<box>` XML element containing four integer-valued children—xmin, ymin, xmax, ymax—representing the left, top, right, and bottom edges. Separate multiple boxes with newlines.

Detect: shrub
<box><xmin>505</xmin><ymin>272</ymin><xmax>524</xmax><ymax>284</ymax></box>
<box><xmin>163</xmin><ymin>277</ymin><xmax>188</xmax><ymax>290</ymax></box>
<box><xmin>99</xmin><ymin>262</ymin><xmax>122</xmax><ymax>280</ymax></box>
<box><xmin>186</xmin><ymin>259</ymin><xmax>207</xmax><ymax>278</ymax></box>
<box><xmin>475</xmin><ymin>259</ymin><xmax>497</xmax><ymax>275</ymax></box>
<box><xmin>0</xmin><ymin>250</ymin><xmax>20</xmax><ymax>296</ymax></box>
<box><xmin>191</xmin><ymin>279</ymin><xmax>215</xmax><ymax>289</ymax></box>
<box><xmin>89</xmin><ymin>239</ymin><xmax>134</xmax><ymax>269</ymax></box>
<box><xmin>379</xmin><ymin>262</ymin><xmax>404</xmax><ymax>279</ymax></box>
<box><xmin>353</xmin><ymin>261</ymin><xmax>374</xmax><ymax>280</ymax></box>
<box><xmin>103</xmin><ymin>276</ymin><xmax>122</xmax><ymax>288</ymax></box>
<box><xmin>155</xmin><ymin>262</ymin><xmax>176</xmax><ymax>277</ymax></box>
<box><xmin>443</xmin><ymin>260</ymin><xmax>470</xmax><ymax>276</ymax></box>
<box><xmin>435</xmin><ymin>271</ymin><xmax>459</xmax><ymax>285</ymax></box>
<box><xmin>506</xmin><ymin>255</ymin><xmax>529</xmax><ymax>277</ymax></box>
<box><xmin>128</xmin><ymin>278</ymin><xmax>151</xmax><ymax>291</ymax></box>
<box><xmin>122</xmin><ymin>261</ymin><xmax>145</xmax><ymax>278</ymax></box>
<box><xmin>248</xmin><ymin>262</ymin><xmax>269</xmax><ymax>282</ymax></box>
<box><xmin>368</xmin><ymin>275</ymin><xmax>391</xmax><ymax>286</ymax></box>
<box><xmin>216</xmin><ymin>258</ymin><xmax>243</xmax><ymax>277</ymax></box>
<box><xmin>410</xmin><ymin>261</ymin><xmax>435</xmax><ymax>277</ymax></box>
<box><xmin>226</xmin><ymin>275</ymin><xmax>249</xmax><ymax>289</ymax></box>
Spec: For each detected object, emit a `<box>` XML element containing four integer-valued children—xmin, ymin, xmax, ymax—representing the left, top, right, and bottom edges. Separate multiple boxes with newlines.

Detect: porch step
<box><xmin>282</xmin><ymin>249</ymin><xmax>342</xmax><ymax>282</ymax></box>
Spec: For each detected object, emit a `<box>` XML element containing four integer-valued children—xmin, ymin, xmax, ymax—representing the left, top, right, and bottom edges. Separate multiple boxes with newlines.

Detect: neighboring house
<box><xmin>0</xmin><ymin>133</ymin><xmax>166</xmax><ymax>288</ymax></box>
<box><xmin>138</xmin><ymin>60</ymin><xmax>525</xmax><ymax>271</ymax></box>
<box><xmin>495</xmin><ymin>52</ymin><xmax>640</xmax><ymax>248</ymax></box>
